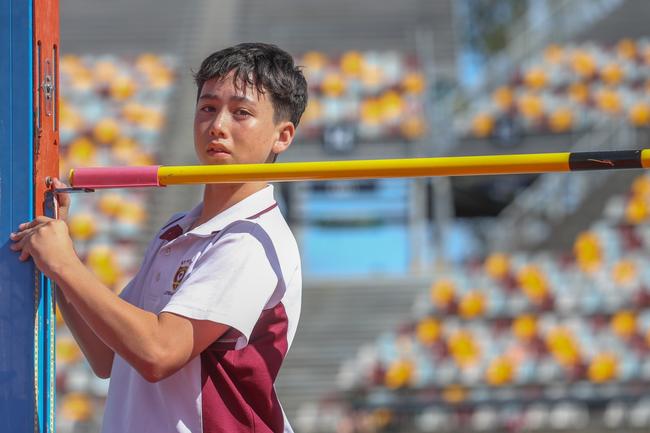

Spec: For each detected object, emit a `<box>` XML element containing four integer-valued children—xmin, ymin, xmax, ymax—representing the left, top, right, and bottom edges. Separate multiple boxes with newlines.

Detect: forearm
<box><xmin>56</xmin><ymin>285</ymin><xmax>115</xmax><ymax>378</ymax></box>
<box><xmin>52</xmin><ymin>258</ymin><xmax>164</xmax><ymax>377</ymax></box>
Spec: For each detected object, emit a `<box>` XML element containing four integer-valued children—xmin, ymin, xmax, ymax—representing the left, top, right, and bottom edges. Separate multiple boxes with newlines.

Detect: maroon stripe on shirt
<box><xmin>158</xmin><ymin>214</ymin><xmax>186</xmax><ymax>240</ymax></box>
<box><xmin>159</xmin><ymin>224</ymin><xmax>184</xmax><ymax>241</ymax></box>
<box><xmin>200</xmin><ymin>302</ymin><xmax>289</xmax><ymax>433</ymax></box>
<box><xmin>246</xmin><ymin>202</ymin><xmax>278</xmax><ymax>220</ymax></box>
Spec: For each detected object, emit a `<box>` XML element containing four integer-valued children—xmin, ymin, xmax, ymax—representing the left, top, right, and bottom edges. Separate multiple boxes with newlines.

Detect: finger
<box><xmin>17</xmin><ymin>216</ymin><xmax>52</xmax><ymax>231</ymax></box>
<box><xmin>52</xmin><ymin>178</ymin><xmax>71</xmax><ymax>221</ymax></box>
<box><xmin>10</xmin><ymin>224</ymin><xmax>38</xmax><ymax>239</ymax></box>
<box><xmin>9</xmin><ymin>230</ymin><xmax>27</xmax><ymax>241</ymax></box>
<box><xmin>9</xmin><ymin>232</ymin><xmax>30</xmax><ymax>251</ymax></box>
<box><xmin>52</xmin><ymin>178</ymin><xmax>71</xmax><ymax>203</ymax></box>
<box><xmin>18</xmin><ymin>245</ymin><xmax>31</xmax><ymax>262</ymax></box>
<box><xmin>52</xmin><ymin>177</ymin><xmax>69</xmax><ymax>189</ymax></box>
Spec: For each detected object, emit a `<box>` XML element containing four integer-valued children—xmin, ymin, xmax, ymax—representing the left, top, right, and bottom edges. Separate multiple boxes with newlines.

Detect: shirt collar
<box><xmin>177</xmin><ymin>185</ymin><xmax>277</xmax><ymax>237</ymax></box>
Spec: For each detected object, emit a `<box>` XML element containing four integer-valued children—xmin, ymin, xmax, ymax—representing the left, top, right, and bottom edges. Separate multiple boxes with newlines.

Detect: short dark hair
<box><xmin>193</xmin><ymin>42</ymin><xmax>308</xmax><ymax>127</ymax></box>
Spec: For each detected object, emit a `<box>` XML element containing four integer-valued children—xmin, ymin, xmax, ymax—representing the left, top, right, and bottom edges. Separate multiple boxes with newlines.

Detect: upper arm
<box><xmin>150</xmin><ymin>312</ymin><xmax>229</xmax><ymax>381</ymax></box>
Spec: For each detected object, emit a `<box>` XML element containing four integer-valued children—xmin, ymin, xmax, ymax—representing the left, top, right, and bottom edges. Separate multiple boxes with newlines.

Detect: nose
<box><xmin>209</xmin><ymin>109</ymin><xmax>229</xmax><ymax>138</ymax></box>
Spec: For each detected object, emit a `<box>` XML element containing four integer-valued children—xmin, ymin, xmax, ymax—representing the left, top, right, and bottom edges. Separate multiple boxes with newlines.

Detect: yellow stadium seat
<box><xmin>629</xmin><ymin>102</ymin><xmax>650</xmax><ymax>126</ymax></box>
<box><xmin>588</xmin><ymin>353</ymin><xmax>618</xmax><ymax>383</ymax></box>
<box><xmin>517</xmin><ymin>93</ymin><xmax>545</xmax><ymax>120</ymax></box>
<box><xmin>574</xmin><ymin>231</ymin><xmax>603</xmax><ymax>273</ymax></box>
<box><xmin>56</xmin><ymin>337</ymin><xmax>83</xmax><ymax>365</ymax></box>
<box><xmin>513</xmin><ymin>315</ymin><xmax>538</xmax><ymax>341</ymax></box>
<box><xmin>571</xmin><ymin>51</ymin><xmax>597</xmax><ymax>79</ymax></box>
<box><xmin>67</xmin><ymin>137</ymin><xmax>97</xmax><ymax>166</ymax></box>
<box><xmin>68</xmin><ymin>213</ymin><xmax>98</xmax><ymax>241</ymax></box>
<box><xmin>98</xmin><ymin>192</ymin><xmax>124</xmax><ymax>218</ymax></box>
<box><xmin>492</xmin><ymin>86</ymin><xmax>514</xmax><ymax>111</ymax></box>
<box><xmin>400</xmin><ymin>116</ymin><xmax>427</xmax><ymax>140</ymax></box>
<box><xmin>61</xmin><ymin>393</ymin><xmax>94</xmax><ymax>422</ymax></box>
<box><xmin>448</xmin><ymin>330</ymin><xmax>480</xmax><ymax>367</ymax></box>
<box><xmin>459</xmin><ymin>291</ymin><xmax>485</xmax><ymax>319</ymax></box>
<box><xmin>617</xmin><ymin>39</ymin><xmax>637</xmax><ymax>60</ymax></box>
<box><xmin>340</xmin><ymin>51</ymin><xmax>364</xmax><ymax>77</ymax></box>
<box><xmin>110</xmin><ymin>75</ymin><xmax>137</xmax><ymax>101</ymax></box>
<box><xmin>485</xmin><ymin>356</ymin><xmax>514</xmax><ymax>386</ymax></box>
<box><xmin>524</xmin><ymin>67</ymin><xmax>548</xmax><ymax>90</ymax></box>
<box><xmin>568</xmin><ymin>82</ymin><xmax>589</xmax><ymax>105</ymax></box>
<box><xmin>471</xmin><ymin>113</ymin><xmax>495</xmax><ymax>138</ymax></box>
<box><xmin>321</xmin><ymin>72</ymin><xmax>346</xmax><ymax>97</ymax></box>
<box><xmin>93</xmin><ymin>118</ymin><xmax>121</xmax><ymax>144</ymax></box>
<box><xmin>625</xmin><ymin>196</ymin><xmax>648</xmax><ymax>224</ymax></box>
<box><xmin>600</xmin><ymin>63</ymin><xmax>625</xmax><ymax>86</ymax></box>
<box><xmin>548</xmin><ymin>107</ymin><xmax>574</xmax><ymax>133</ymax></box>
<box><xmin>401</xmin><ymin>71</ymin><xmax>426</xmax><ymax>95</ymax></box>
<box><xmin>93</xmin><ymin>59</ymin><xmax>119</xmax><ymax>84</ymax></box>
<box><xmin>546</xmin><ymin>327</ymin><xmax>581</xmax><ymax>367</ymax></box>
<box><xmin>116</xmin><ymin>201</ymin><xmax>146</xmax><ymax>225</ymax></box>
<box><xmin>610</xmin><ymin>310</ymin><xmax>637</xmax><ymax>339</ymax></box>
<box><xmin>484</xmin><ymin>252</ymin><xmax>510</xmax><ymax>280</ymax></box>
<box><xmin>430</xmin><ymin>279</ymin><xmax>456</xmax><ymax>310</ymax></box>
<box><xmin>517</xmin><ymin>265</ymin><xmax>549</xmax><ymax>304</ymax></box>
<box><xmin>416</xmin><ymin>317</ymin><xmax>442</xmax><ymax>345</ymax></box>
<box><xmin>86</xmin><ymin>245</ymin><xmax>121</xmax><ymax>289</ymax></box>
<box><xmin>301</xmin><ymin>51</ymin><xmax>328</xmax><ymax>73</ymax></box>
<box><xmin>611</xmin><ymin>261</ymin><xmax>638</xmax><ymax>287</ymax></box>
<box><xmin>380</xmin><ymin>90</ymin><xmax>404</xmax><ymax>122</ymax></box>
<box><xmin>360</xmin><ymin>98</ymin><xmax>383</xmax><ymax>126</ymax></box>
<box><xmin>384</xmin><ymin>359</ymin><xmax>414</xmax><ymax>389</ymax></box>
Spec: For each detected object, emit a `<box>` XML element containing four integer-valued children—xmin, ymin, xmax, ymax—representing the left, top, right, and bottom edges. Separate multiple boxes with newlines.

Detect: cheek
<box><xmin>195</xmin><ymin>117</ymin><xmax>210</xmax><ymax>132</ymax></box>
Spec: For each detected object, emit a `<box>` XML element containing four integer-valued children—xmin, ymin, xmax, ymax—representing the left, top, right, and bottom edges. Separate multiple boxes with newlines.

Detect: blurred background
<box><xmin>54</xmin><ymin>0</ymin><xmax>650</xmax><ymax>431</ymax></box>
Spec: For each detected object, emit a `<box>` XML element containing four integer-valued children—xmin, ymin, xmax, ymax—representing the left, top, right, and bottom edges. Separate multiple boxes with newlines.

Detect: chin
<box><xmin>202</xmin><ymin>154</ymin><xmax>233</xmax><ymax>164</ymax></box>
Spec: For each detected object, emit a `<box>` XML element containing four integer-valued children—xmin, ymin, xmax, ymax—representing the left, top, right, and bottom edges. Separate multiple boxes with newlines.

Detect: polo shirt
<box><xmin>101</xmin><ymin>185</ymin><xmax>302</xmax><ymax>433</ymax></box>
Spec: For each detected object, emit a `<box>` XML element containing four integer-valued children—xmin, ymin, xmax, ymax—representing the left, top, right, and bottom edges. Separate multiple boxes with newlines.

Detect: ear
<box><xmin>272</xmin><ymin>121</ymin><xmax>295</xmax><ymax>155</ymax></box>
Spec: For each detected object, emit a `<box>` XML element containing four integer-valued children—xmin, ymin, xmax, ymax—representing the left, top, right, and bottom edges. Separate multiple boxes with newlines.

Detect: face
<box><xmin>193</xmin><ymin>73</ymin><xmax>295</xmax><ymax>166</ymax></box>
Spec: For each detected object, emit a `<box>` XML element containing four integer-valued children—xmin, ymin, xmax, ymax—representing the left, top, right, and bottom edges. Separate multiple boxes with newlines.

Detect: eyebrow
<box><xmin>198</xmin><ymin>93</ymin><xmax>256</xmax><ymax>103</ymax></box>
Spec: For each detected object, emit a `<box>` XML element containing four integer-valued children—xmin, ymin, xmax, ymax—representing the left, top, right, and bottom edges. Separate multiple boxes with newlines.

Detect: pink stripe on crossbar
<box><xmin>70</xmin><ymin>166</ymin><xmax>161</xmax><ymax>189</ymax></box>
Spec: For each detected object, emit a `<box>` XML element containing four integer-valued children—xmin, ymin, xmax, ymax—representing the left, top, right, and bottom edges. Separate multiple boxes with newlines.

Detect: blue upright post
<box><xmin>0</xmin><ymin>1</ymin><xmax>54</xmax><ymax>432</ymax></box>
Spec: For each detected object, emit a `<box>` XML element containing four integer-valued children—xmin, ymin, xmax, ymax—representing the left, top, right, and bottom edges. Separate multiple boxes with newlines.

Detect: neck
<box><xmin>192</xmin><ymin>181</ymin><xmax>268</xmax><ymax>229</ymax></box>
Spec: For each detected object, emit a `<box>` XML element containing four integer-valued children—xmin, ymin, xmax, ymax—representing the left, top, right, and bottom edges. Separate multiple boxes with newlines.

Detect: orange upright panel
<box><xmin>33</xmin><ymin>0</ymin><xmax>59</xmax><ymax>215</ymax></box>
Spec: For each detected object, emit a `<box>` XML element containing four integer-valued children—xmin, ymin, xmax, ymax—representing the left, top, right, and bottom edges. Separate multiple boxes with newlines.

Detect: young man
<box><xmin>10</xmin><ymin>42</ymin><xmax>307</xmax><ymax>433</ymax></box>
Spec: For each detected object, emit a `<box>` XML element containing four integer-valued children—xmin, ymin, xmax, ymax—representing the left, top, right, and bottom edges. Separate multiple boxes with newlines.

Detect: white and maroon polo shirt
<box><xmin>101</xmin><ymin>185</ymin><xmax>302</xmax><ymax>433</ymax></box>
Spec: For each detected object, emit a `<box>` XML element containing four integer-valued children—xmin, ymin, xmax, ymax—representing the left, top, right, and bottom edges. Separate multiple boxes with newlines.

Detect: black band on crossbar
<box><xmin>569</xmin><ymin>150</ymin><xmax>643</xmax><ymax>171</ymax></box>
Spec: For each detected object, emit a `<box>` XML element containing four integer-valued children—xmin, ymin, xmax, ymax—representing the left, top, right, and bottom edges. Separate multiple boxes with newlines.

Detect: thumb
<box><xmin>52</xmin><ymin>178</ymin><xmax>71</xmax><ymax>221</ymax></box>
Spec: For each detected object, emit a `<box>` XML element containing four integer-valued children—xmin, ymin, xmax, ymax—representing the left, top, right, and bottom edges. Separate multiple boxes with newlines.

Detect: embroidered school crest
<box><xmin>171</xmin><ymin>259</ymin><xmax>192</xmax><ymax>292</ymax></box>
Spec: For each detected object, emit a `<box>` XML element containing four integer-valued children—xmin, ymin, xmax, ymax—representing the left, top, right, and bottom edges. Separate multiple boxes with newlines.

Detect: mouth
<box><xmin>206</xmin><ymin>142</ymin><xmax>231</xmax><ymax>158</ymax></box>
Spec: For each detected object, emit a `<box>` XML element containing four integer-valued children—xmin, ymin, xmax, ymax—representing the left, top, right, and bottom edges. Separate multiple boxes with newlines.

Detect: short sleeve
<box><xmin>161</xmin><ymin>224</ymin><xmax>278</xmax><ymax>349</ymax></box>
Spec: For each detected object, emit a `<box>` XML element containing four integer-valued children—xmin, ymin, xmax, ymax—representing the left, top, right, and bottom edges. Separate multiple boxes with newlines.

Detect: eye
<box><xmin>200</xmin><ymin>105</ymin><xmax>216</xmax><ymax>113</ymax></box>
<box><xmin>234</xmin><ymin>108</ymin><xmax>252</xmax><ymax>118</ymax></box>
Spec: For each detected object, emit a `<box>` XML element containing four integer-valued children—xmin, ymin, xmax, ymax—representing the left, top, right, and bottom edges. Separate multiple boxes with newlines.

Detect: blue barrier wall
<box><xmin>0</xmin><ymin>1</ymin><xmax>38</xmax><ymax>431</ymax></box>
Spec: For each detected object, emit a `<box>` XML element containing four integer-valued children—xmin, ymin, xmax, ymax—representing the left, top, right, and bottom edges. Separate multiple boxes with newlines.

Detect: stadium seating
<box><xmin>300</xmin><ymin>172</ymin><xmax>650</xmax><ymax>432</ymax></box>
<box><xmin>459</xmin><ymin>38</ymin><xmax>650</xmax><ymax>140</ymax></box>
<box><xmin>297</xmin><ymin>50</ymin><xmax>429</xmax><ymax>143</ymax></box>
